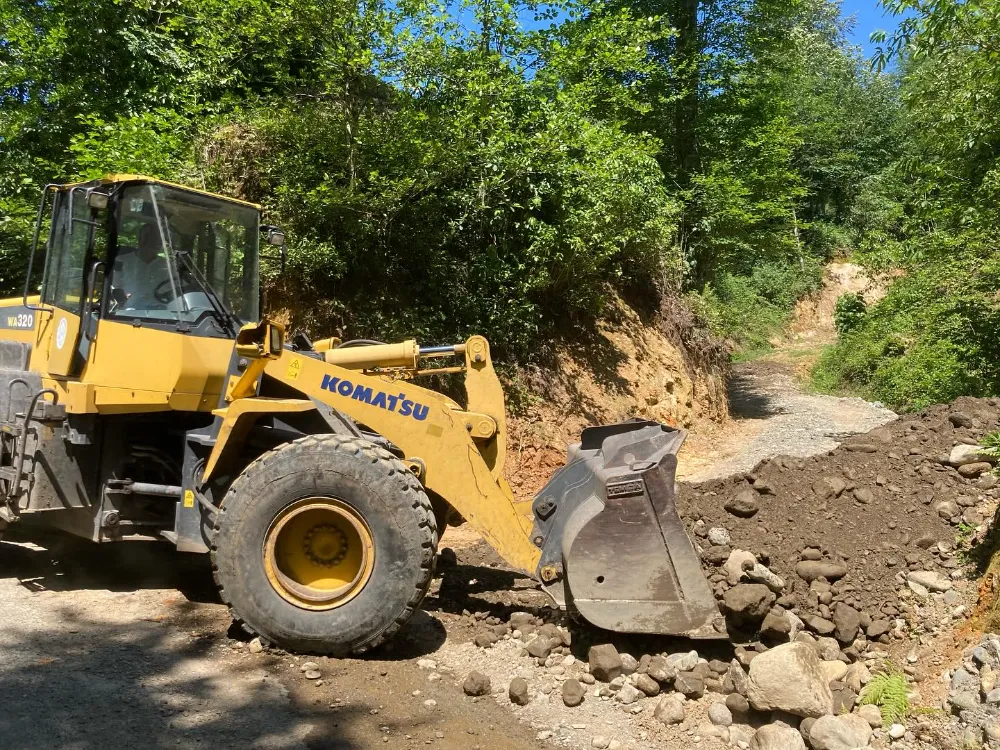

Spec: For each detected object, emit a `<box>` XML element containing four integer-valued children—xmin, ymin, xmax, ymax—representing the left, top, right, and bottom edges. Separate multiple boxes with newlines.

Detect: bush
<box><xmin>805</xmin><ymin>220</ymin><xmax>851</xmax><ymax>259</ymax></box>
<box><xmin>697</xmin><ymin>259</ymin><xmax>824</xmax><ymax>355</ymax></box>
<box><xmin>833</xmin><ymin>292</ymin><xmax>866</xmax><ymax>335</ymax></box>
<box><xmin>813</xmin><ymin>254</ymin><xmax>1000</xmax><ymax>410</ymax></box>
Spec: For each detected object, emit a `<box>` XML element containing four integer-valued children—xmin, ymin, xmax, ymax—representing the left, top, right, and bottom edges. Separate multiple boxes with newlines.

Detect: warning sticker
<box><xmin>286</xmin><ymin>357</ymin><xmax>302</xmax><ymax>381</ymax></box>
<box><xmin>183</xmin><ymin>490</ymin><xmax>195</xmax><ymax>508</ymax></box>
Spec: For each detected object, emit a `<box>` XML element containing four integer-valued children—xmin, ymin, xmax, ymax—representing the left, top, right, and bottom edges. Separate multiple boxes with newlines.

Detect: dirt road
<box><xmin>0</xmin><ymin>537</ymin><xmax>543</xmax><ymax>750</ymax></box>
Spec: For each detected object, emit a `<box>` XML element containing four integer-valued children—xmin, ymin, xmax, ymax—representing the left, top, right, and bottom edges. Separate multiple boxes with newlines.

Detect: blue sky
<box><xmin>840</xmin><ymin>0</ymin><xmax>904</xmax><ymax>57</ymax></box>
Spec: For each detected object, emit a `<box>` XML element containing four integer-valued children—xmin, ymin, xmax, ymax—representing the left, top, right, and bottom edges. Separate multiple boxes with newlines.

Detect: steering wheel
<box><xmin>153</xmin><ymin>279</ymin><xmax>181</xmax><ymax>304</ymax></box>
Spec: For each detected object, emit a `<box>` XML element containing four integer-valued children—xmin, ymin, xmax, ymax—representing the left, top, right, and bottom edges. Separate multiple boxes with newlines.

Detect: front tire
<box><xmin>211</xmin><ymin>434</ymin><xmax>438</xmax><ymax>655</ymax></box>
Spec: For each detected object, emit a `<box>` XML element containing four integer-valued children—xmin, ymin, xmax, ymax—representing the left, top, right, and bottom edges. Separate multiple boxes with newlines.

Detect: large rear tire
<box><xmin>211</xmin><ymin>434</ymin><xmax>438</xmax><ymax>655</ymax></box>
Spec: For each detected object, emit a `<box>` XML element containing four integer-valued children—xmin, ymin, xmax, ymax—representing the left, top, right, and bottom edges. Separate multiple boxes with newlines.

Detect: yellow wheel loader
<box><xmin>0</xmin><ymin>175</ymin><xmax>724</xmax><ymax>654</ymax></box>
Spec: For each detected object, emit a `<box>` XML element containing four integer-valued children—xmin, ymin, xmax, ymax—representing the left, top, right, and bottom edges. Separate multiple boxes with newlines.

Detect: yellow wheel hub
<box><xmin>264</xmin><ymin>498</ymin><xmax>375</xmax><ymax>610</ymax></box>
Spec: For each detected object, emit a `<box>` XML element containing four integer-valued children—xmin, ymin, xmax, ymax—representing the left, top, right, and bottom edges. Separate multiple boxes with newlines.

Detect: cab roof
<box><xmin>59</xmin><ymin>174</ymin><xmax>262</xmax><ymax>211</ymax></box>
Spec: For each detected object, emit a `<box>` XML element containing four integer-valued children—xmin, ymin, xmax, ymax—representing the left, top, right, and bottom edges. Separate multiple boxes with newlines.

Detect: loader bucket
<box><xmin>530</xmin><ymin>420</ymin><xmax>726</xmax><ymax>638</ymax></box>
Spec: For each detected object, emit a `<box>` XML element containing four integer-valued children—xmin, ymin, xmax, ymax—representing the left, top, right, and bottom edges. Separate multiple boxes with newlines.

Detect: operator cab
<box><xmin>31</xmin><ymin>175</ymin><xmax>285</xmax><ymax>342</ymax></box>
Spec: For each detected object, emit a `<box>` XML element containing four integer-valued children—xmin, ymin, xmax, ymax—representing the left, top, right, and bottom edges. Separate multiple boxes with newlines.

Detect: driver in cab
<box><xmin>116</xmin><ymin>222</ymin><xmax>173</xmax><ymax>311</ymax></box>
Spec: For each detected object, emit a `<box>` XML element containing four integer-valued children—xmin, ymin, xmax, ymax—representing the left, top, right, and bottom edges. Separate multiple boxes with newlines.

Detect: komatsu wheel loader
<box><xmin>0</xmin><ymin>175</ymin><xmax>724</xmax><ymax>654</ymax></box>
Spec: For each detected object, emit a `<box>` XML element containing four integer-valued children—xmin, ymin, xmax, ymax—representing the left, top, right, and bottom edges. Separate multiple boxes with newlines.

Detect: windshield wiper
<box><xmin>172</xmin><ymin>250</ymin><xmax>238</xmax><ymax>337</ymax></box>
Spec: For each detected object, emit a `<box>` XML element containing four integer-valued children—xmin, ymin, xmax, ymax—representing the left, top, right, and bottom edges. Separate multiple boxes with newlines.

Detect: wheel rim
<box><xmin>263</xmin><ymin>497</ymin><xmax>375</xmax><ymax>610</ymax></box>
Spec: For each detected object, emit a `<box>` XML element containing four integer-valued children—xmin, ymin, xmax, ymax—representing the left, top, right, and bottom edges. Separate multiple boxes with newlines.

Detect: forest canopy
<box><xmin>5</xmin><ymin>0</ymin><xmax>996</xmax><ymax>414</ymax></box>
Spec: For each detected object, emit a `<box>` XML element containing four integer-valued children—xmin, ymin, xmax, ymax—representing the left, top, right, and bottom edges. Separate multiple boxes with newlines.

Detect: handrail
<box><xmin>22</xmin><ymin>185</ymin><xmax>58</xmax><ymax>313</ymax></box>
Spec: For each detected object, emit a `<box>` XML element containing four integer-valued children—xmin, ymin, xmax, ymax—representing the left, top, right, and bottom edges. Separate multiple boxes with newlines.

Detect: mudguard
<box><xmin>530</xmin><ymin>419</ymin><xmax>726</xmax><ymax>638</ymax></box>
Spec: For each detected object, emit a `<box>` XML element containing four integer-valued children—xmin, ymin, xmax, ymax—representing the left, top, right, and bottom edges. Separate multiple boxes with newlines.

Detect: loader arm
<box><xmin>206</xmin><ymin>335</ymin><xmax>543</xmax><ymax>575</ymax></box>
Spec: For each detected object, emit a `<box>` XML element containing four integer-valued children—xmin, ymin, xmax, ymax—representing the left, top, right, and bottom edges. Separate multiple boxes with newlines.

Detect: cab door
<box><xmin>40</xmin><ymin>189</ymin><xmax>102</xmax><ymax>377</ymax></box>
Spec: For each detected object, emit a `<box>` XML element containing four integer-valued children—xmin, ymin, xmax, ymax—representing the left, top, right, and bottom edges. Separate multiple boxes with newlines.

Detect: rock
<box><xmin>949</xmin><ymin>444</ymin><xmax>996</xmax><ymax>466</ymax></box>
<box><xmin>709</xmin><ymin>702</ymin><xmax>734</xmax><ymax>727</ymax></box>
<box><xmin>907</xmin><ymin>570</ymin><xmax>952</xmax><ymax>592</ymax></box>
<box><xmin>746</xmin><ymin>642</ymin><xmax>834</xmax><ymax>718</ymax></box>
<box><xmin>887</xmin><ymin>723</ymin><xmax>905</xmax><ymax>739</ymax></box>
<box><xmin>248</xmin><ymin>637</ymin><xmax>264</xmax><ymax>654</ymax></box>
<box><xmin>725</xmin><ymin>549</ymin><xmax>758</xmax><ymax>584</ymax></box>
<box><xmin>795</xmin><ymin>561</ymin><xmax>848</xmax><ymax>582</ymax></box>
<box><xmin>526</xmin><ymin>636</ymin><xmax>553</xmax><ymax>659</ymax></box>
<box><xmin>935</xmin><ymin>499</ymin><xmax>960</xmax><ymax>519</ymax></box>
<box><xmin>866</xmin><ymin>619</ymin><xmax>892</xmax><ymax>639</ymax></box>
<box><xmin>474</xmin><ymin>632</ymin><xmax>498</xmax><ymax>648</ymax></box>
<box><xmin>820</xmin><ymin>661</ymin><xmax>848</xmax><ymax>683</ymax></box>
<box><xmin>509</xmin><ymin>677</ymin><xmax>530</xmax><ymax>706</ymax></box>
<box><xmin>666</xmin><ymin>650</ymin><xmax>700</xmax><ymax>673</ymax></box>
<box><xmin>830</xmin><ymin>683</ymin><xmax>857</xmax><ymax>714</ymax></box>
<box><xmin>702</xmin><ymin>545</ymin><xmax>731</xmax><ymax>565</ymax></box>
<box><xmin>724</xmin><ymin>660</ymin><xmax>750</xmax><ymax>696</ymax></box>
<box><xmin>620</xmin><ymin>653</ymin><xmax>638</xmax><ymax>675</ymax></box>
<box><xmin>747</xmin><ymin>563</ymin><xmax>786</xmax><ymax>593</ymax></box>
<box><xmin>814</xmin><ymin>637</ymin><xmax>841</xmax><ymax>661</ymax></box>
<box><xmin>949</xmin><ymin>411</ymin><xmax>974</xmax><ymax>427</ymax></box>
<box><xmin>646</xmin><ymin>655</ymin><xmax>678</xmax><ymax>684</ymax></box>
<box><xmin>725</xmin><ymin>584</ymin><xmax>777</xmax><ymax>624</ymax></box>
<box><xmin>853</xmin><ymin>488</ymin><xmax>875</xmax><ymax>505</ymax></box>
<box><xmin>808</xmin><ymin>714</ymin><xmax>873</xmax><ymax>750</ymax></box>
<box><xmin>844</xmin><ymin>663</ymin><xmax>871</xmax><ymax>694</ymax></box>
<box><xmin>588</xmin><ymin>644</ymin><xmax>623</xmax><ymax>682</ymax></box>
<box><xmin>814</xmin><ymin>477</ymin><xmax>847</xmax><ymax>499</ymax></box>
<box><xmin>674</xmin><ymin>672</ymin><xmax>705</xmax><ymax>698</ymax></box>
<box><xmin>727</xmin><ymin>692</ymin><xmax>751</xmax><ymax>714</ymax></box>
<box><xmin>653</xmin><ymin>693</ymin><xmax>686</xmax><ymax>725</ymax></box>
<box><xmin>633</xmin><ymin>673</ymin><xmax>660</xmax><ymax>696</ymax></box>
<box><xmin>832</xmin><ymin>603</ymin><xmax>861</xmax><ymax>644</ymax></box>
<box><xmin>304</xmin><ymin>670</ymin><xmax>321</xmax><ymax>680</ymax></box>
<box><xmin>750</xmin><ymin>724</ymin><xmax>807</xmax><ymax>750</ymax></box>
<box><xmin>959</xmin><ymin>462</ymin><xmax>992</xmax><ymax>478</ymax></box>
<box><xmin>761</xmin><ymin>610</ymin><xmax>793</xmax><ymax>641</ymax></box>
<box><xmin>615</xmin><ymin>682</ymin><xmax>642</xmax><ymax>705</ymax></box>
<box><xmin>726</xmin><ymin>489</ymin><xmax>761</xmax><ymax>518</ymax></box>
<box><xmin>805</xmin><ymin>616</ymin><xmax>836</xmax><ymax>637</ymax></box>
<box><xmin>708</xmin><ymin>527</ymin><xmax>731</xmax><ymax>546</ymax></box>
<box><xmin>562</xmin><ymin>679</ymin><xmax>586</xmax><ymax>707</ymax></box>
<box><xmin>463</xmin><ymin>671</ymin><xmax>491</xmax><ymax>696</ymax></box>
<box><xmin>857</xmin><ymin>703</ymin><xmax>882</xmax><ymax>728</ymax></box>
<box><xmin>730</xmin><ymin>725</ymin><xmax>757</xmax><ymax>748</ymax></box>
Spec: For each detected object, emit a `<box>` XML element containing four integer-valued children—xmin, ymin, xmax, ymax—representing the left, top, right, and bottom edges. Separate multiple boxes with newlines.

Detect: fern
<box><xmin>859</xmin><ymin>662</ymin><xmax>910</xmax><ymax>725</ymax></box>
<box><xmin>980</xmin><ymin>431</ymin><xmax>1000</xmax><ymax>460</ymax></box>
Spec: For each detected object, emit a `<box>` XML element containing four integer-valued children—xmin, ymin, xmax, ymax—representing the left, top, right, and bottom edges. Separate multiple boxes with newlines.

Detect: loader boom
<box><xmin>206</xmin><ymin>334</ymin><xmax>544</xmax><ymax>574</ymax></box>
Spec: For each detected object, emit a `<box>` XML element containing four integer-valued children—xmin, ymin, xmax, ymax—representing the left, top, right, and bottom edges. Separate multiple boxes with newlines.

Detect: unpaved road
<box><xmin>679</xmin><ymin>358</ymin><xmax>897</xmax><ymax>482</ymax></box>
<box><xmin>0</xmin><ymin>537</ymin><xmax>543</xmax><ymax>750</ymax></box>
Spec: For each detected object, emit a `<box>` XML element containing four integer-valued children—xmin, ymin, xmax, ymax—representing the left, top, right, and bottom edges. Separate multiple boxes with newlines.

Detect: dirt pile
<box><xmin>506</xmin><ymin>293</ymin><xmax>728</xmax><ymax>500</ymax></box>
<box><xmin>679</xmin><ymin>396</ymin><xmax>1000</xmax><ymax>629</ymax></box>
<box><xmin>425</xmin><ymin>397</ymin><xmax>1000</xmax><ymax>749</ymax></box>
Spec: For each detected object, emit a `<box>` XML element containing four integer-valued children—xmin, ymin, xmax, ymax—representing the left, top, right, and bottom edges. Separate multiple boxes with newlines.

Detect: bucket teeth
<box><xmin>530</xmin><ymin>419</ymin><xmax>726</xmax><ymax>638</ymax></box>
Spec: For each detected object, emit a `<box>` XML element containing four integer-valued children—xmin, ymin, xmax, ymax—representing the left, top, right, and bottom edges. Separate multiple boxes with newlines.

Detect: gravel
<box><xmin>685</xmin><ymin>361</ymin><xmax>897</xmax><ymax>483</ymax></box>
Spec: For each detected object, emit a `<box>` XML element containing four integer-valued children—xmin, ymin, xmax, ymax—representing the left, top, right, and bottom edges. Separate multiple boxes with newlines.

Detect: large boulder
<box><xmin>749</xmin><ymin>724</ymin><xmax>807</xmax><ymax>750</ymax></box>
<box><xmin>746</xmin><ymin>642</ymin><xmax>834</xmax><ymax>718</ymax></box>
<box><xmin>808</xmin><ymin>714</ymin><xmax>873</xmax><ymax>750</ymax></box>
<box><xmin>588</xmin><ymin>643</ymin><xmax>623</xmax><ymax>682</ymax></box>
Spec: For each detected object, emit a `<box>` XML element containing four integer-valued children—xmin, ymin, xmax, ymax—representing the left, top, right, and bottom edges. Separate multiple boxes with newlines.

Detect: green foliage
<box><xmin>833</xmin><ymin>292</ymin><xmax>866</xmax><ymax>335</ymax></box>
<box><xmin>859</xmin><ymin>663</ymin><xmax>910</xmax><ymax>726</ymax></box>
<box><xmin>697</xmin><ymin>259</ymin><xmax>823</xmax><ymax>354</ymax></box>
<box><xmin>0</xmin><ymin>0</ymin><xmax>902</xmax><ymax>364</ymax></box>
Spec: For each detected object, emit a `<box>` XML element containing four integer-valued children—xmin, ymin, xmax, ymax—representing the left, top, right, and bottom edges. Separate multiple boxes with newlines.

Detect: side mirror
<box><xmin>235</xmin><ymin>319</ymin><xmax>284</xmax><ymax>360</ymax></box>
